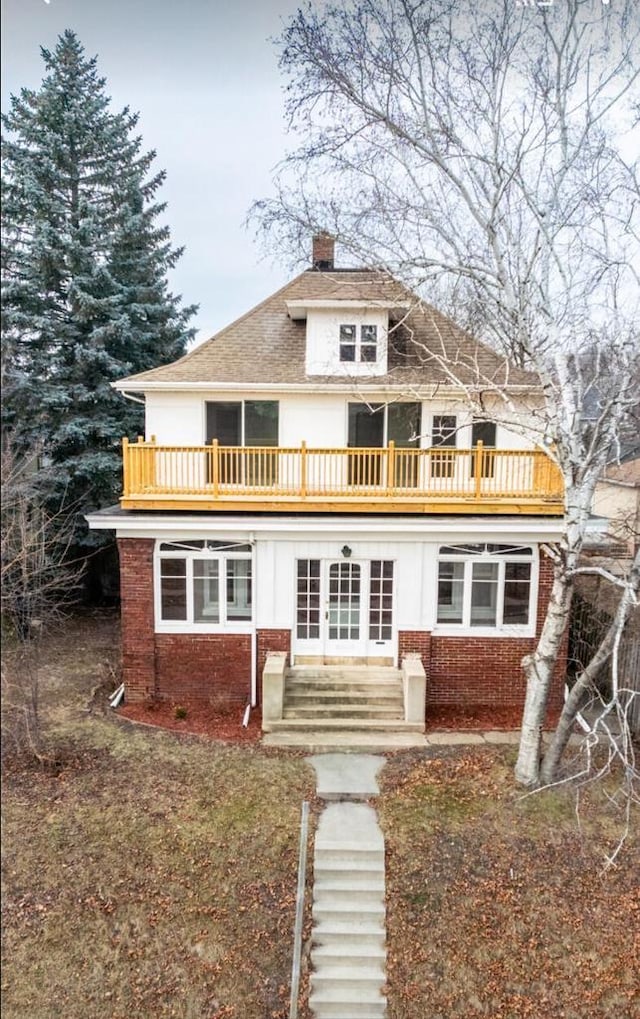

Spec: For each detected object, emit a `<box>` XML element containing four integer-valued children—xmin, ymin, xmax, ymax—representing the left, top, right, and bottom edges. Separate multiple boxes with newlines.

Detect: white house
<box><xmin>88</xmin><ymin>235</ymin><xmax>567</xmax><ymax>732</ymax></box>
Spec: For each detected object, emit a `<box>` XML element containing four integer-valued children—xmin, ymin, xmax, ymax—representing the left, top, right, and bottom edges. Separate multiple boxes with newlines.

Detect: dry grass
<box><xmin>1</xmin><ymin>613</ymin><xmax>316</xmax><ymax>1019</ymax></box>
<box><xmin>379</xmin><ymin>749</ymin><xmax>640</xmax><ymax>1019</ymax></box>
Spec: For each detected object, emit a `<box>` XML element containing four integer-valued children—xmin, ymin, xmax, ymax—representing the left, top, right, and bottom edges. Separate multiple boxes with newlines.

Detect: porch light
<box><xmin>341</xmin><ymin>545</ymin><xmax>352</xmax><ymax>558</ymax></box>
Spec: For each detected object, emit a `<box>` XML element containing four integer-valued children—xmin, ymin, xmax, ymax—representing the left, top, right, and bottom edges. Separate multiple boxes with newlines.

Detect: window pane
<box><xmin>245</xmin><ymin>401</ymin><xmax>278</xmax><ymax>447</ymax></box>
<box><xmin>470</xmin><ymin>561</ymin><xmax>498</xmax><ymax>625</ymax></box>
<box><xmin>504</xmin><ymin>562</ymin><xmax>531</xmax><ymax>624</ymax></box>
<box><xmin>340</xmin><ymin>324</ymin><xmax>356</xmax><ymax>362</ymax></box>
<box><xmin>160</xmin><ymin>559</ymin><xmax>187</xmax><ymax>620</ymax></box>
<box><xmin>226</xmin><ymin>559</ymin><xmax>252</xmax><ymax>621</ymax></box>
<box><xmin>193</xmin><ymin>559</ymin><xmax>219</xmax><ymax>623</ymax></box>
<box><xmin>437</xmin><ymin>561</ymin><xmax>464</xmax><ymax>623</ymax></box>
<box><xmin>360</xmin><ymin>343</ymin><xmax>377</xmax><ymax>362</ymax></box>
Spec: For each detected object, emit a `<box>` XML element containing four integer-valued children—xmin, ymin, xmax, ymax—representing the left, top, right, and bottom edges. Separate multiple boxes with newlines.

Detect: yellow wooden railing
<box><xmin>120</xmin><ymin>437</ymin><xmax>564</xmax><ymax>514</ymax></box>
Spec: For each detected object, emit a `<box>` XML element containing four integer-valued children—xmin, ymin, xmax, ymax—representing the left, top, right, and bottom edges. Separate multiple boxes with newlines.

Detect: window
<box><xmin>431</xmin><ymin>414</ymin><xmax>457</xmax><ymax>478</ymax></box>
<box><xmin>156</xmin><ymin>541</ymin><xmax>252</xmax><ymax>629</ymax></box>
<box><xmin>436</xmin><ymin>544</ymin><xmax>534</xmax><ymax>630</ymax></box>
<box><xmin>340</xmin><ymin>324</ymin><xmax>378</xmax><ymax>363</ymax></box>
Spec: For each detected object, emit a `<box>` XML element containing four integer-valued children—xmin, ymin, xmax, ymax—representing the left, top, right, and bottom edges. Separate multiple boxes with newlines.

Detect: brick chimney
<box><xmin>312</xmin><ymin>232</ymin><xmax>335</xmax><ymax>270</ymax></box>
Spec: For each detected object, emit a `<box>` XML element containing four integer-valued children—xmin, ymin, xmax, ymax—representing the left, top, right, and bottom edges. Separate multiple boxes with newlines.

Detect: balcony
<box><xmin>120</xmin><ymin>438</ymin><xmax>564</xmax><ymax>515</ymax></box>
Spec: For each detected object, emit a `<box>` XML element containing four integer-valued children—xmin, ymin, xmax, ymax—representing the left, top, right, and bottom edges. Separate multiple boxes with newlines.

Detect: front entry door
<box><xmin>326</xmin><ymin>560</ymin><xmax>365</xmax><ymax>656</ymax></box>
<box><xmin>294</xmin><ymin>558</ymin><xmax>395</xmax><ymax>661</ymax></box>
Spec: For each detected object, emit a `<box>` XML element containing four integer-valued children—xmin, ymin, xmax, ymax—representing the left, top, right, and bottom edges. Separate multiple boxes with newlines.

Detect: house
<box><xmin>88</xmin><ymin>235</ymin><xmax>567</xmax><ymax>733</ymax></box>
<box><xmin>591</xmin><ymin>453</ymin><xmax>640</xmax><ymax>557</ymax></box>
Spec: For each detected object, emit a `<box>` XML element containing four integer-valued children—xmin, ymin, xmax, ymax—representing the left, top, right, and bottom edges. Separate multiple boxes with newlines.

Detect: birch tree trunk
<box><xmin>515</xmin><ymin>568</ymin><xmax>572</xmax><ymax>786</ymax></box>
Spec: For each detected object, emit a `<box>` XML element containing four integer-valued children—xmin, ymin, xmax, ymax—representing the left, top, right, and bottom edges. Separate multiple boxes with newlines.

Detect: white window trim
<box><xmin>154</xmin><ymin>542</ymin><xmax>253</xmax><ymax>633</ymax></box>
<box><xmin>433</xmin><ymin>545</ymin><xmax>538</xmax><ymax>638</ymax></box>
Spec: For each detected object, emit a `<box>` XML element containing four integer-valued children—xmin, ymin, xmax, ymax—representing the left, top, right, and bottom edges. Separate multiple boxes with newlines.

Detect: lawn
<box><xmin>379</xmin><ymin>750</ymin><xmax>639</xmax><ymax>1019</ymax></box>
<box><xmin>2</xmin><ymin>613</ymin><xmax>638</xmax><ymax>1019</ymax></box>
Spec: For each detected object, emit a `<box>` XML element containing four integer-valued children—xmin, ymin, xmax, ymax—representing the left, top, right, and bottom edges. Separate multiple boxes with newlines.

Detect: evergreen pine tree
<box><xmin>1</xmin><ymin>31</ymin><xmax>196</xmax><ymax>597</ymax></box>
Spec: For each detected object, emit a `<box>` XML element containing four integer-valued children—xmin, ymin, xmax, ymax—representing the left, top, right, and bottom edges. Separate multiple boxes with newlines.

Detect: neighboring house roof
<box><xmin>116</xmin><ymin>269</ymin><xmax>538</xmax><ymax>390</ymax></box>
<box><xmin>601</xmin><ymin>457</ymin><xmax>640</xmax><ymax>488</ymax></box>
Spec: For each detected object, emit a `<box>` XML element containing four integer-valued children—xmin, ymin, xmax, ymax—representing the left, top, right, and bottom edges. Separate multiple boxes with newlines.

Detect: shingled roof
<box><xmin>116</xmin><ymin>269</ymin><xmax>537</xmax><ymax>390</ymax></box>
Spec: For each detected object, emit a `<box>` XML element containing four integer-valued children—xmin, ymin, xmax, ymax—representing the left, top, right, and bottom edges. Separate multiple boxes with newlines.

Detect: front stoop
<box><xmin>265</xmin><ymin>665</ymin><xmax>423</xmax><ymax>738</ymax></box>
<box><xmin>310</xmin><ymin>803</ymin><xmax>387</xmax><ymax>1019</ymax></box>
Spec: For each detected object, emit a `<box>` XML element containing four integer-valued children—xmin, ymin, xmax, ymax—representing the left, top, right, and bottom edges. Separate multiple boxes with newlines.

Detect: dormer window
<box><xmin>340</xmin><ymin>324</ymin><xmax>378</xmax><ymax>363</ymax></box>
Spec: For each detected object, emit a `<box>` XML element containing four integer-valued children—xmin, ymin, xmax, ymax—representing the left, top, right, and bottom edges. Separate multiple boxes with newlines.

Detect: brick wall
<box><xmin>155</xmin><ymin>633</ymin><xmax>251</xmax><ymax>704</ymax></box>
<box><xmin>118</xmin><ymin>538</ymin><xmax>156</xmax><ymax>701</ymax></box>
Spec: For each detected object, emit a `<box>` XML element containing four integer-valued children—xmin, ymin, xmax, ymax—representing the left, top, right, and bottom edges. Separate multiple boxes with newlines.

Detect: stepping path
<box><xmin>307</xmin><ymin>754</ymin><xmax>387</xmax><ymax>1019</ymax></box>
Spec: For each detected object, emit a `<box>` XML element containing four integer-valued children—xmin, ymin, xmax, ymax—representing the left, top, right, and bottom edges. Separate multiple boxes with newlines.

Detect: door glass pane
<box><xmin>470</xmin><ymin>420</ymin><xmax>496</xmax><ymax>478</ymax></box>
<box><xmin>226</xmin><ymin>559</ymin><xmax>252</xmax><ymax>621</ymax></box>
<box><xmin>389</xmin><ymin>403</ymin><xmax>421</xmax><ymax>486</ymax></box>
<box><xmin>193</xmin><ymin>559</ymin><xmax>220</xmax><ymax>623</ymax></box>
<box><xmin>160</xmin><ymin>558</ymin><xmax>187</xmax><ymax>620</ymax></box>
<box><xmin>470</xmin><ymin>561</ymin><xmax>498</xmax><ymax>625</ymax></box>
<box><xmin>244</xmin><ymin>401</ymin><xmax>279</xmax><ymax>446</ymax></box>
<box><xmin>206</xmin><ymin>402</ymin><xmax>241</xmax><ymax>445</ymax></box>
<box><xmin>328</xmin><ymin>562</ymin><xmax>361</xmax><ymax>641</ymax></box>
<box><xmin>348</xmin><ymin>404</ymin><xmax>384</xmax><ymax>486</ymax></box>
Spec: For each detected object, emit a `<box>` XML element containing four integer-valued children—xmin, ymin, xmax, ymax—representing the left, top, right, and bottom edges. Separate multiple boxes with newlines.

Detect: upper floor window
<box><xmin>206</xmin><ymin>401</ymin><xmax>278</xmax><ymax>447</ymax></box>
<box><xmin>436</xmin><ymin>543</ymin><xmax>534</xmax><ymax>630</ymax></box>
<box><xmin>340</xmin><ymin>324</ymin><xmax>378</xmax><ymax>363</ymax></box>
<box><xmin>156</xmin><ymin>540</ymin><xmax>252</xmax><ymax>629</ymax></box>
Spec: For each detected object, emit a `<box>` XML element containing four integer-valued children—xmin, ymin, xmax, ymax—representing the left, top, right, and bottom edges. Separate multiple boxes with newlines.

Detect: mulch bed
<box><xmin>118</xmin><ymin>699</ymin><xmax>561</xmax><ymax>741</ymax></box>
<box><xmin>118</xmin><ymin>699</ymin><xmax>262</xmax><ymax>742</ymax></box>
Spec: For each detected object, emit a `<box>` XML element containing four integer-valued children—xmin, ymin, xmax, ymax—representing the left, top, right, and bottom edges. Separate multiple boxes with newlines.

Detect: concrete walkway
<box><xmin>307</xmin><ymin>754</ymin><xmax>387</xmax><ymax>1019</ymax></box>
<box><xmin>265</xmin><ymin>729</ymin><xmax>523</xmax><ymax>751</ymax></box>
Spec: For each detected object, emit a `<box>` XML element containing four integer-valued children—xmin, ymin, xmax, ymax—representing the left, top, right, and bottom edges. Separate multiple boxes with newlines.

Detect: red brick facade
<box><xmin>118</xmin><ymin>539</ymin><xmax>565</xmax><ymax>714</ymax></box>
<box><xmin>117</xmin><ymin>538</ymin><xmax>252</xmax><ymax>705</ymax></box>
<box><xmin>399</xmin><ymin>553</ymin><xmax>565</xmax><ymax>712</ymax></box>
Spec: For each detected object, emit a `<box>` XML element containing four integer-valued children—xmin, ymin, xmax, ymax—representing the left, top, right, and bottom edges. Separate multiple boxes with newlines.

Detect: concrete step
<box><xmin>315</xmin><ymin>874</ymin><xmax>385</xmax><ymax>894</ymax></box>
<box><xmin>312</xmin><ymin>920</ymin><xmax>387</xmax><ymax>948</ymax></box>
<box><xmin>312</xmin><ymin>900</ymin><xmax>386</xmax><ymax>925</ymax></box>
<box><xmin>309</xmin><ymin>987</ymin><xmax>386</xmax><ymax>1018</ymax></box>
<box><xmin>267</xmin><ymin>717</ymin><xmax>422</xmax><ymax>732</ymax></box>
<box><xmin>288</xmin><ymin>666</ymin><xmax>399</xmax><ymax>680</ymax></box>
<box><xmin>284</xmin><ymin>705</ymin><xmax>403</xmax><ymax>719</ymax></box>
<box><xmin>285</xmin><ymin>685</ymin><xmax>402</xmax><ymax>700</ymax></box>
<box><xmin>312</xmin><ymin>942</ymin><xmax>386</xmax><ymax>969</ymax></box>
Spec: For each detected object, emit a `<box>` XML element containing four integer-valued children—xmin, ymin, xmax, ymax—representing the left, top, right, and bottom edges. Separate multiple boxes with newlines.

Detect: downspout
<box><xmin>250</xmin><ymin>532</ymin><xmax>258</xmax><ymax>707</ymax></box>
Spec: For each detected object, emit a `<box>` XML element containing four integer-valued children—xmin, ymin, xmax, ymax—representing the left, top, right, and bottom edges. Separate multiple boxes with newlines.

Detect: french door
<box><xmin>295</xmin><ymin>558</ymin><xmax>395</xmax><ymax>660</ymax></box>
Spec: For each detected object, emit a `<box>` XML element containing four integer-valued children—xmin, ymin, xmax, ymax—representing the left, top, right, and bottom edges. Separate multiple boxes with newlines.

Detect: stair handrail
<box><xmin>289</xmin><ymin>800</ymin><xmax>310</xmax><ymax>1019</ymax></box>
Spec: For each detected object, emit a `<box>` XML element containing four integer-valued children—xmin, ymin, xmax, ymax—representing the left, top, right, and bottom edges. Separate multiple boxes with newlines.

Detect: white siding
<box><xmin>305</xmin><ymin>308</ymin><xmax>389</xmax><ymax>377</ymax></box>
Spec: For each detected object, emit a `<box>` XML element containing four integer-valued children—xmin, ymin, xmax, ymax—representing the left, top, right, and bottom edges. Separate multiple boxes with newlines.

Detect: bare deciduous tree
<box><xmin>1</xmin><ymin>443</ymin><xmax>84</xmax><ymax>759</ymax></box>
<box><xmin>253</xmin><ymin>0</ymin><xmax>640</xmax><ymax>785</ymax></box>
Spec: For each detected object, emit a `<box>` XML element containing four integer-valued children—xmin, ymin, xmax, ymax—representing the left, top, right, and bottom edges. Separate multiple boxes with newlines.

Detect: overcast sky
<box><xmin>1</xmin><ymin>0</ymin><xmax>304</xmax><ymax>345</ymax></box>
